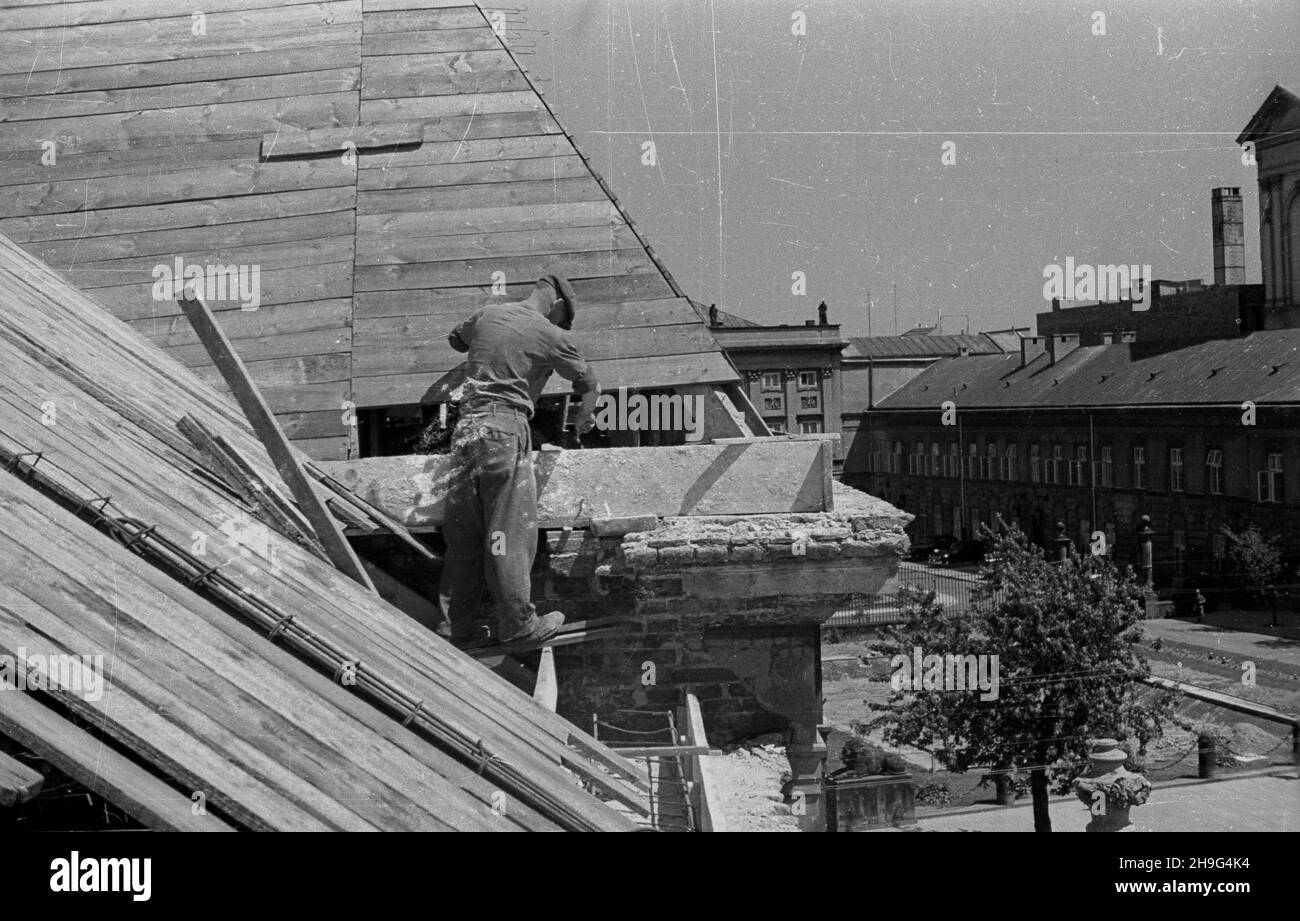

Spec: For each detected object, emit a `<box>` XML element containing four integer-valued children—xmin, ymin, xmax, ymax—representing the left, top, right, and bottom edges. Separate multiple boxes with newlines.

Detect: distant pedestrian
<box><xmin>1194</xmin><ymin>590</ymin><xmax>1206</xmax><ymax>624</ymax></box>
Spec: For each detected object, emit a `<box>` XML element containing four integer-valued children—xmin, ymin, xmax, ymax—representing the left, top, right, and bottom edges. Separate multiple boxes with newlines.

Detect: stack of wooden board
<box><xmin>0</xmin><ymin>231</ymin><xmax>641</xmax><ymax>831</ymax></box>
<box><xmin>0</xmin><ymin>0</ymin><xmax>737</xmax><ymax>460</ymax></box>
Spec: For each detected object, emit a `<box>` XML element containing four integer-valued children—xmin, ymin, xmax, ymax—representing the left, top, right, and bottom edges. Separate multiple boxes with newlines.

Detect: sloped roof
<box><xmin>876</xmin><ymin>331</ymin><xmax>1300</xmax><ymax>410</ymax></box>
<box><xmin>1236</xmin><ymin>84</ymin><xmax>1300</xmax><ymax>145</ymax></box>
<box><xmin>845</xmin><ymin>334</ymin><xmax>1005</xmax><ymax>359</ymax></box>
<box><xmin>0</xmin><ymin>0</ymin><xmax>735</xmax><ymax>461</ymax></box>
<box><xmin>0</xmin><ymin>231</ymin><xmax>637</xmax><ymax>831</ymax></box>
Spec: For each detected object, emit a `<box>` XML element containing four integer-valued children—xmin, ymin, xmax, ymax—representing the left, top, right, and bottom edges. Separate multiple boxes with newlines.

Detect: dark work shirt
<box><xmin>449</xmin><ymin>301</ymin><xmax>595</xmax><ymax>417</ymax></box>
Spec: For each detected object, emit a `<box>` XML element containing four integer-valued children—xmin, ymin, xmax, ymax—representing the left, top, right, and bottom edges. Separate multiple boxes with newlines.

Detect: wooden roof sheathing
<box><xmin>0</xmin><ymin>0</ymin><xmax>735</xmax><ymax>461</ymax></box>
<box><xmin>0</xmin><ymin>231</ymin><xmax>636</xmax><ymax>831</ymax></box>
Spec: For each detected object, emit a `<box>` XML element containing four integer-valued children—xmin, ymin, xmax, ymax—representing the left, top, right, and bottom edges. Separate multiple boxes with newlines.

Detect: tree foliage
<box><xmin>1221</xmin><ymin>525</ymin><xmax>1282</xmax><ymax>597</ymax></box>
<box><xmin>864</xmin><ymin>523</ymin><xmax>1174</xmax><ymax>831</ymax></box>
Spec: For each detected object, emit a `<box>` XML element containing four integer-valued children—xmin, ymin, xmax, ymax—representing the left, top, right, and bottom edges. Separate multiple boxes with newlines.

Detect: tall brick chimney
<box><xmin>1211</xmin><ymin>187</ymin><xmax>1245</xmax><ymax>286</ymax></box>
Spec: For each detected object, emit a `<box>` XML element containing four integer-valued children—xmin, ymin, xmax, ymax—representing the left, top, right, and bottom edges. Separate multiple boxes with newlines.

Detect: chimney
<box><xmin>1211</xmin><ymin>187</ymin><xmax>1245</xmax><ymax>286</ymax></box>
<box><xmin>1046</xmin><ymin>333</ymin><xmax>1080</xmax><ymax>364</ymax></box>
<box><xmin>1019</xmin><ymin>335</ymin><xmax>1047</xmax><ymax>367</ymax></box>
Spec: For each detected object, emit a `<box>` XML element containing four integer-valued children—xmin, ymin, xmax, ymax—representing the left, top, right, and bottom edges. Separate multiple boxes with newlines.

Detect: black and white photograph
<box><xmin>0</xmin><ymin>0</ymin><xmax>1294</xmax><ymax>897</ymax></box>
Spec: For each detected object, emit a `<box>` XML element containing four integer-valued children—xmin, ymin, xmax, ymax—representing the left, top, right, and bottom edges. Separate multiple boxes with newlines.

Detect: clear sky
<box><xmin>519</xmin><ymin>0</ymin><xmax>1297</xmax><ymax>337</ymax></box>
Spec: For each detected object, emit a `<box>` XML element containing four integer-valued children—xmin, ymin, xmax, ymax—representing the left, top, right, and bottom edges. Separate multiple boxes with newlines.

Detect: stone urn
<box><xmin>1074</xmin><ymin>738</ymin><xmax>1151</xmax><ymax>832</ymax></box>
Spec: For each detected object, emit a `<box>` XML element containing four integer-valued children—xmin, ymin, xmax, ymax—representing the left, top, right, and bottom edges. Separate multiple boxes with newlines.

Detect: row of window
<box><xmin>915</xmin><ymin>506</ymin><xmax>1226</xmax><ymax>575</ymax></box>
<box><xmin>761</xmin><ymin>392</ymin><xmax>821</xmax><ymax>413</ymax></box>
<box><xmin>764</xmin><ymin>418</ymin><xmax>824</xmax><ymax>435</ymax></box>
<box><xmin>873</xmin><ymin>440</ymin><xmax>1285</xmax><ymax>503</ymax></box>
<box><xmin>759</xmin><ymin>370</ymin><xmax>822</xmax><ymax>391</ymax></box>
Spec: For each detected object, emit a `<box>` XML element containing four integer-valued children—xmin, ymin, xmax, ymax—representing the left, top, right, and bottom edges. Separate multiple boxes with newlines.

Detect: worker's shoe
<box><xmin>501</xmin><ymin>611</ymin><xmax>565</xmax><ymax>649</ymax></box>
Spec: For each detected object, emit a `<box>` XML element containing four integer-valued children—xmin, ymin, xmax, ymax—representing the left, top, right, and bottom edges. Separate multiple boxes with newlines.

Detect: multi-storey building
<box><xmin>850</xmin><ymin>331</ymin><xmax>1300</xmax><ymax>586</ymax></box>
<box><xmin>1238</xmin><ymin>85</ymin><xmax>1300</xmax><ymax>327</ymax></box>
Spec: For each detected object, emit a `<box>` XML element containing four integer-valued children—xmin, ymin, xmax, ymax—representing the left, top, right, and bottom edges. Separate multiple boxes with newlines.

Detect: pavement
<box><xmin>1143</xmin><ymin>613</ymin><xmax>1300</xmax><ymax>670</ymax></box>
<box><xmin>900</xmin><ymin>768</ymin><xmax>1298</xmax><ymax>832</ymax></box>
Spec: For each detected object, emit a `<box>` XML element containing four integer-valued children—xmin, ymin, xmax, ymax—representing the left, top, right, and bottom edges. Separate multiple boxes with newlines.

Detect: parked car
<box><xmin>931</xmin><ymin>538</ymin><xmax>989</xmax><ymax>567</ymax></box>
<box><xmin>908</xmin><ymin>533</ymin><xmax>957</xmax><ymax>563</ymax></box>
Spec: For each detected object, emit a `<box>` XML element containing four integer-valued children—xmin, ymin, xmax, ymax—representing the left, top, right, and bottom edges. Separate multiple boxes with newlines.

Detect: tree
<box><xmin>1220</xmin><ymin>525</ymin><xmax>1282</xmax><ymax>604</ymax></box>
<box><xmin>864</xmin><ymin>524</ymin><xmax>1174</xmax><ymax>831</ymax></box>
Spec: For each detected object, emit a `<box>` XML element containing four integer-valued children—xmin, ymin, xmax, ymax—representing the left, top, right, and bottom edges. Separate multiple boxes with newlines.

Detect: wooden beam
<box><xmin>0</xmin><ymin>692</ymin><xmax>234</xmax><ymax>831</ymax></box>
<box><xmin>532</xmin><ymin>647</ymin><xmax>558</xmax><ymax>712</ymax></box>
<box><xmin>177</xmin><ymin>289</ymin><xmax>376</xmax><ymax>592</ymax></box>
<box><xmin>261</xmin><ymin>122</ymin><xmax>426</xmax><ymax>159</ymax></box>
<box><xmin>0</xmin><ymin>749</ymin><xmax>43</xmax><ymax>808</ymax></box>
<box><xmin>679</xmin><ymin>693</ymin><xmax>727</xmax><ymax>833</ymax></box>
<box><xmin>318</xmin><ymin>440</ymin><xmax>832</xmax><ymax>531</ymax></box>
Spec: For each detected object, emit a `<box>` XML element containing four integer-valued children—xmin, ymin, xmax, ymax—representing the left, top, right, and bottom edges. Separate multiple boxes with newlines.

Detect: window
<box><xmin>761</xmin><ymin>372</ymin><xmax>782</xmax><ymax>391</ymax></box>
<box><xmin>1051</xmin><ymin>445</ymin><xmax>1064</xmax><ymax>485</ymax></box>
<box><xmin>945</xmin><ymin>442</ymin><xmax>959</xmax><ymax>477</ymax></box>
<box><xmin>1258</xmin><ymin>452</ymin><xmax>1283</xmax><ymax>503</ymax></box>
<box><xmin>952</xmin><ymin>505</ymin><xmax>963</xmax><ymax>537</ymax></box>
<box><xmin>767</xmin><ymin>418</ymin><xmax>786</xmax><ymax>434</ymax></box>
<box><xmin>1206</xmin><ymin>449</ymin><xmax>1223</xmax><ymax>495</ymax></box>
<box><xmin>1098</xmin><ymin>446</ymin><xmax>1113</xmax><ymax>487</ymax></box>
<box><xmin>909</xmin><ymin>440</ymin><xmax>924</xmax><ymax>475</ymax></box>
<box><xmin>798</xmin><ymin>392</ymin><xmax>821</xmax><ymax>411</ymax></box>
<box><xmin>967</xmin><ymin>443</ymin><xmax>979</xmax><ymax>479</ymax></box>
<box><xmin>1172</xmin><ymin>529</ymin><xmax>1186</xmax><ymax>574</ymax></box>
<box><xmin>892</xmin><ymin>441</ymin><xmax>903</xmax><ymax>474</ymax></box>
<box><xmin>1105</xmin><ymin>522</ymin><xmax>1116</xmax><ymax>557</ymax></box>
<box><xmin>1003</xmin><ymin>444</ymin><xmax>1017</xmax><ymax>481</ymax></box>
<box><xmin>1169</xmin><ymin>447</ymin><xmax>1184</xmax><ymax>492</ymax></box>
<box><xmin>987</xmin><ymin>444</ymin><xmax>999</xmax><ymax>482</ymax></box>
<box><xmin>932</xmin><ymin>504</ymin><xmax>943</xmax><ymax>536</ymax></box>
<box><xmin>797</xmin><ymin>370</ymin><xmax>819</xmax><ymax>389</ymax></box>
<box><xmin>930</xmin><ymin>442</ymin><xmax>941</xmax><ymax>476</ymax></box>
<box><xmin>1211</xmin><ymin>532</ymin><xmax>1226</xmax><ymax>571</ymax></box>
<box><xmin>799</xmin><ymin>420</ymin><xmax>823</xmax><ymax>435</ymax></box>
<box><xmin>1030</xmin><ymin>445</ymin><xmax>1041</xmax><ymax>483</ymax></box>
<box><xmin>1132</xmin><ymin>446</ymin><xmax>1146</xmax><ymax>489</ymax></box>
<box><xmin>1068</xmin><ymin>446</ymin><xmax>1086</xmax><ymax>486</ymax></box>
<box><xmin>762</xmin><ymin>395</ymin><xmax>784</xmax><ymax>412</ymax></box>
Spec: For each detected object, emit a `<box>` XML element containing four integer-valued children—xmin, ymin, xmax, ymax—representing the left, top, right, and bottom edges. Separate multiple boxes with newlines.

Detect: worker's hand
<box><xmin>574</xmin><ymin>409</ymin><xmax>596</xmax><ymax>435</ymax></box>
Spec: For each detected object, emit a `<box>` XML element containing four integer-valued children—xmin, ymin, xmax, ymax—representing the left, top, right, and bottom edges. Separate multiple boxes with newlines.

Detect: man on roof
<box><xmin>437</xmin><ymin>274</ymin><xmax>600</xmax><ymax>649</ymax></box>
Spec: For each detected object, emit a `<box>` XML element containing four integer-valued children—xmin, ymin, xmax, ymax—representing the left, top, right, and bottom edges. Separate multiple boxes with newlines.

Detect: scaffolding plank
<box><xmin>0</xmin><ymin>748</ymin><xmax>43</xmax><ymax>808</ymax></box>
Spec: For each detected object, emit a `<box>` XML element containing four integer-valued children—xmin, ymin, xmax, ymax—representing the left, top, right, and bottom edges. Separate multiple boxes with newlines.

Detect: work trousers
<box><xmin>439</xmin><ymin>409</ymin><xmax>540</xmax><ymax>642</ymax></box>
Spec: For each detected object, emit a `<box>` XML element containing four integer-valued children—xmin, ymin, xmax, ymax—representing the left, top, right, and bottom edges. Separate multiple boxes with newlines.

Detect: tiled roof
<box><xmin>845</xmin><ymin>334</ymin><xmax>1005</xmax><ymax>359</ymax></box>
<box><xmin>875</xmin><ymin>331</ymin><xmax>1300</xmax><ymax>409</ymax></box>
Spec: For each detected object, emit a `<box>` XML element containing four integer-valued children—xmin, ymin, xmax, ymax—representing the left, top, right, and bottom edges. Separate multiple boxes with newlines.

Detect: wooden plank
<box><xmin>680</xmin><ymin>693</ymin><xmax>727</xmax><ymax>832</ymax></box>
<box><xmin>358</xmin><ymin>175</ymin><xmax>599</xmax><ymax>216</ymax></box>
<box><xmin>1</xmin><ymin>67</ymin><xmax>359</xmax><ymax>122</ymax></box>
<box><xmin>360</xmin><ymin>90</ymin><xmax>542</xmax><ymax>124</ymax></box>
<box><xmin>60</xmin><ymin>235</ymin><xmax>355</xmax><ymax>283</ymax></box>
<box><xmin>359</xmin><ymin>132</ymin><xmax>575</xmax><ymax>167</ymax></box>
<box><xmin>0</xmin><ymin>45</ymin><xmax>362</xmax><ymax>99</ymax></box>
<box><xmin>0</xmin><ymin>5</ymin><xmax>361</xmax><ymax>75</ymax></box>
<box><xmin>0</xmin><ymin>749</ymin><xmax>44</xmax><ymax>807</ymax></box>
<box><xmin>356</xmin><ymin>200</ymin><xmax>620</xmax><ymax>240</ymax></box>
<box><xmin>1</xmin><ymin>153</ymin><xmax>356</xmax><ymax>219</ymax></box>
<box><xmin>353</xmin><ymin>321</ymin><xmax>721</xmax><ymax>377</ymax></box>
<box><xmin>532</xmin><ymin>647</ymin><xmax>558</xmax><ymax>712</ymax></box>
<box><xmin>0</xmin><ymin>0</ymin><xmax>346</xmax><ymax>31</ymax></box>
<box><xmin>354</xmin><ymin>350</ymin><xmax>737</xmax><ymax>406</ymax></box>
<box><xmin>94</xmin><ymin>261</ymin><xmax>354</xmax><ymax>320</ymax></box>
<box><xmin>353</xmin><ymin>248</ymin><xmax>655</xmax><ymax>292</ymax></box>
<box><xmin>357</xmin><ymin>155</ymin><xmax>593</xmax><ymax>193</ymax></box>
<box><xmin>363</xmin><ymin>0</ymin><xmax>479</xmax><ymax>10</ymax></box>
<box><xmin>26</xmin><ymin>213</ymin><xmax>355</xmax><ymax>266</ymax></box>
<box><xmin>355</xmin><ymin>295</ymin><xmax>699</xmax><ymax>330</ymax></box>
<box><xmin>0</xmin><ymin>92</ymin><xmax>359</xmax><ymax>156</ymax></box>
<box><xmin>317</xmin><ymin>440</ymin><xmax>833</xmax><ymax>530</ymax></box>
<box><xmin>0</xmin><ymin>187</ymin><xmax>356</xmax><ymax>243</ymax></box>
<box><xmin>352</xmin><ymin>273</ymin><xmax>671</xmax><ymax>319</ymax></box>
<box><xmin>356</xmin><ymin>221</ymin><xmax>637</xmax><ymax>264</ymax></box>
<box><xmin>178</xmin><ymin>289</ymin><xmax>375</xmax><ymax>591</ymax></box>
<box><xmin>0</xmin><ymin>691</ymin><xmax>233</xmax><ymax>830</ymax></box>
<box><xmin>362</xmin><ymin>7</ymin><xmax>483</xmax><ymax>30</ymax></box>
<box><xmin>361</xmin><ymin>50</ymin><xmax>527</xmax><ymax>99</ymax></box>
<box><xmin>361</xmin><ymin>26</ymin><xmax>499</xmax><ymax>56</ymax></box>
<box><xmin>262</xmin><ymin>122</ymin><xmax>426</xmax><ymax>159</ymax></box>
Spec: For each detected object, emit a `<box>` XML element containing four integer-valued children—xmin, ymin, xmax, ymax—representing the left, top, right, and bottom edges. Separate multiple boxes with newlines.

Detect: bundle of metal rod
<box><xmin>0</xmin><ymin>434</ymin><xmax>612</xmax><ymax>832</ymax></box>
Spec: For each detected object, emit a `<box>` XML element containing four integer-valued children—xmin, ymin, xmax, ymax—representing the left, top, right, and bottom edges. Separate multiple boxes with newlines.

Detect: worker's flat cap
<box><xmin>539</xmin><ymin>273</ymin><xmax>577</xmax><ymax>329</ymax></box>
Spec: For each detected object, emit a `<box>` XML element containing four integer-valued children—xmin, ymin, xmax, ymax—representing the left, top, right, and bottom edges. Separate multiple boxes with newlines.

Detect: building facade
<box><xmin>848</xmin><ymin>332</ymin><xmax>1300</xmax><ymax>589</ymax></box>
<box><xmin>1238</xmin><ymin>85</ymin><xmax>1300</xmax><ymax>328</ymax></box>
